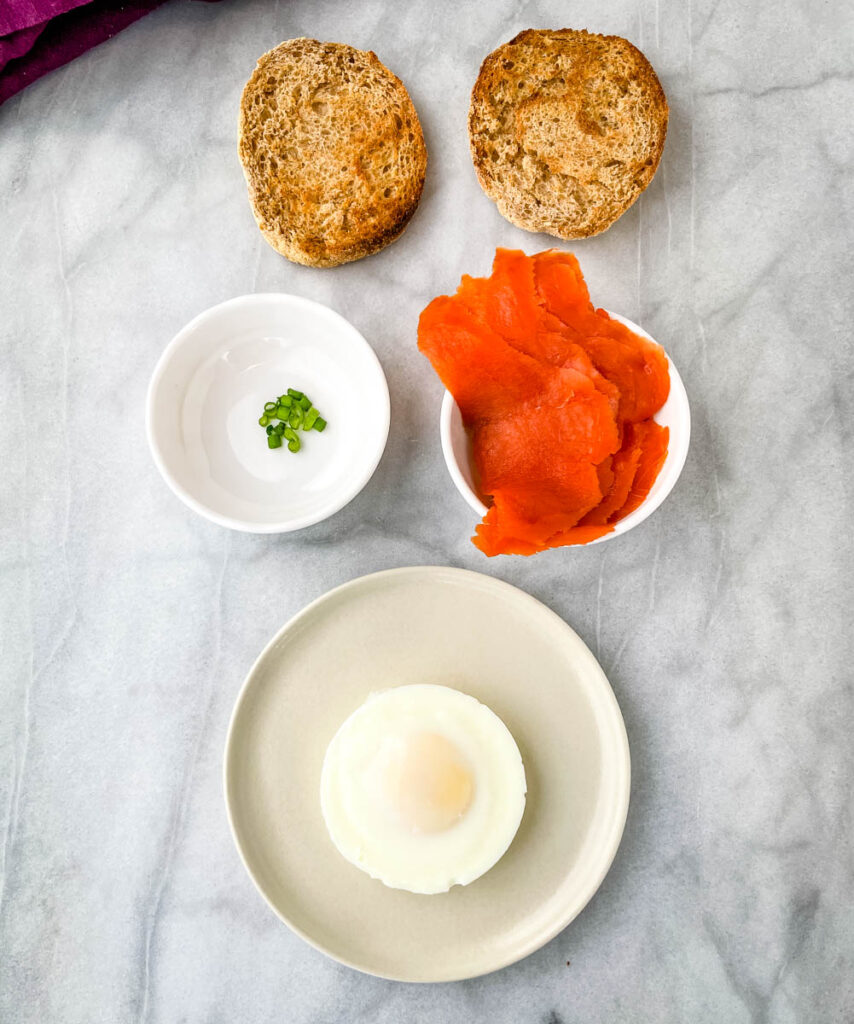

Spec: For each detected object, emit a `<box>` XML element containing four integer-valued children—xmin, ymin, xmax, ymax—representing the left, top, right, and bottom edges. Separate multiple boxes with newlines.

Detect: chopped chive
<box><xmin>261</xmin><ymin>387</ymin><xmax>327</xmax><ymax>450</ymax></box>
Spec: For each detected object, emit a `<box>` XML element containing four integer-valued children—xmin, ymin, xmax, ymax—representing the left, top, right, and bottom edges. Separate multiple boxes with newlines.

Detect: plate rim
<box><xmin>223</xmin><ymin>565</ymin><xmax>631</xmax><ymax>982</ymax></box>
<box><xmin>145</xmin><ymin>292</ymin><xmax>391</xmax><ymax>533</ymax></box>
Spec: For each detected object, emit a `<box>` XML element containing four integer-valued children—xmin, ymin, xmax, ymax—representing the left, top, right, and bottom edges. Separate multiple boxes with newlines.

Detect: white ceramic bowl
<box><xmin>440</xmin><ymin>311</ymin><xmax>690</xmax><ymax>543</ymax></box>
<box><xmin>146</xmin><ymin>294</ymin><xmax>390</xmax><ymax>532</ymax></box>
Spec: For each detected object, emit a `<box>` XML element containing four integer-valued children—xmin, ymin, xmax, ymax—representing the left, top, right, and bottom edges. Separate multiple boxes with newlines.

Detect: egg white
<box><xmin>320</xmin><ymin>684</ymin><xmax>527</xmax><ymax>895</ymax></box>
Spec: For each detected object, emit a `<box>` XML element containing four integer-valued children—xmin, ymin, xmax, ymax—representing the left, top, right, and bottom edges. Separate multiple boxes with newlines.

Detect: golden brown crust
<box><xmin>469</xmin><ymin>29</ymin><xmax>668</xmax><ymax>239</ymax></box>
<box><xmin>239</xmin><ymin>38</ymin><xmax>427</xmax><ymax>268</ymax></box>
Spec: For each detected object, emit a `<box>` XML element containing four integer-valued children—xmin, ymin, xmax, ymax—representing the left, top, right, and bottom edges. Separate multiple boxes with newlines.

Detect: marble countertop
<box><xmin>1</xmin><ymin>0</ymin><xmax>852</xmax><ymax>1020</ymax></box>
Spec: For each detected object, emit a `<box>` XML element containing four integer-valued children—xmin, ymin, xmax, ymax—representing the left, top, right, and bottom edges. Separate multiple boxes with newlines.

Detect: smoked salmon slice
<box><xmin>608</xmin><ymin>421</ymin><xmax>670</xmax><ymax>523</ymax></box>
<box><xmin>579</xmin><ymin>426</ymin><xmax>646</xmax><ymax>526</ymax></box>
<box><xmin>473</xmin><ymin>471</ymin><xmax>603</xmax><ymax>555</ymax></box>
<box><xmin>418</xmin><ymin>296</ymin><xmax>556</xmax><ymax>422</ymax></box>
<box><xmin>533</xmin><ymin>249</ymin><xmax>670</xmax><ymax>423</ymax></box>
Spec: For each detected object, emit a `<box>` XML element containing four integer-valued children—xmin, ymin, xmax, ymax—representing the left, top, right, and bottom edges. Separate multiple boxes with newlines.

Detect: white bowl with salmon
<box><xmin>420</xmin><ymin>249</ymin><xmax>691</xmax><ymax>555</ymax></box>
<box><xmin>440</xmin><ymin>309</ymin><xmax>691</xmax><ymax>546</ymax></box>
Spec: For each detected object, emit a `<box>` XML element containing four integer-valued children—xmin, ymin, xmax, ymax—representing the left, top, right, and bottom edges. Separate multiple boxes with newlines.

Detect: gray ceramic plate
<box><xmin>224</xmin><ymin>567</ymin><xmax>630</xmax><ymax>981</ymax></box>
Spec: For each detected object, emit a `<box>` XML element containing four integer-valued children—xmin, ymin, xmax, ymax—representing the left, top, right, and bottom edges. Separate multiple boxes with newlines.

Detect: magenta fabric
<box><xmin>0</xmin><ymin>22</ymin><xmax>48</xmax><ymax>71</ymax></box>
<box><xmin>0</xmin><ymin>0</ymin><xmax>223</xmax><ymax>107</ymax></box>
<box><xmin>0</xmin><ymin>0</ymin><xmax>92</xmax><ymax>36</ymax></box>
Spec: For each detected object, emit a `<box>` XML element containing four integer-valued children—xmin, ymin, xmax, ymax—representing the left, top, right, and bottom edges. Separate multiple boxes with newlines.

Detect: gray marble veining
<box><xmin>1</xmin><ymin>0</ymin><xmax>852</xmax><ymax>1020</ymax></box>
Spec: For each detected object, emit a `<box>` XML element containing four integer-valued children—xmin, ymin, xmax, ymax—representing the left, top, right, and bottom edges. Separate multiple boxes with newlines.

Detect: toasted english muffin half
<box><xmin>239</xmin><ymin>38</ymin><xmax>427</xmax><ymax>268</ymax></box>
<box><xmin>469</xmin><ymin>29</ymin><xmax>667</xmax><ymax>239</ymax></box>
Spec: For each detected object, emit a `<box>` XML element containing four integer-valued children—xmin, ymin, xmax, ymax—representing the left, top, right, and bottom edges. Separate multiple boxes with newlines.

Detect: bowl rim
<box><xmin>145</xmin><ymin>292</ymin><xmax>391</xmax><ymax>533</ymax></box>
<box><xmin>439</xmin><ymin>310</ymin><xmax>691</xmax><ymax>543</ymax></box>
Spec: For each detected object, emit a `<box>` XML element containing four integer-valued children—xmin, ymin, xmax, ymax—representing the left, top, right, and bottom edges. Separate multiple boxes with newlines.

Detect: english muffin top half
<box><xmin>469</xmin><ymin>29</ymin><xmax>668</xmax><ymax>240</ymax></box>
<box><xmin>239</xmin><ymin>39</ymin><xmax>427</xmax><ymax>268</ymax></box>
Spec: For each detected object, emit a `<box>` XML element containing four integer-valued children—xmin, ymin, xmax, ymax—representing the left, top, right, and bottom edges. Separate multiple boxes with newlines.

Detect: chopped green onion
<box><xmin>261</xmin><ymin>387</ymin><xmax>327</xmax><ymax>450</ymax></box>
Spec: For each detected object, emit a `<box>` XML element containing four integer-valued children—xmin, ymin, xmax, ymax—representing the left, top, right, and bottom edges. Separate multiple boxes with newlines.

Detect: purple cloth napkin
<box><xmin>0</xmin><ymin>0</ymin><xmax>221</xmax><ymax>106</ymax></box>
<box><xmin>0</xmin><ymin>1</ymin><xmax>93</xmax><ymax>36</ymax></box>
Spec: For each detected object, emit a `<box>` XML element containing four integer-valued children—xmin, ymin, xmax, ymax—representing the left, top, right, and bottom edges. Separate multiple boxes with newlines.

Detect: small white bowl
<box><xmin>440</xmin><ymin>311</ymin><xmax>690</xmax><ymax>543</ymax></box>
<box><xmin>147</xmin><ymin>294</ymin><xmax>390</xmax><ymax>532</ymax></box>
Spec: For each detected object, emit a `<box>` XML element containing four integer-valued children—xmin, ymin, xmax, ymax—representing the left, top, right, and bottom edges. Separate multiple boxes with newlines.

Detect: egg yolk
<box><xmin>378</xmin><ymin>731</ymin><xmax>474</xmax><ymax>834</ymax></box>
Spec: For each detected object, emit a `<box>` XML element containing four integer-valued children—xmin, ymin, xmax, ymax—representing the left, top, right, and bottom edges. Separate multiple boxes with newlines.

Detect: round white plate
<box><xmin>224</xmin><ymin>567</ymin><xmax>630</xmax><ymax>981</ymax></box>
<box><xmin>146</xmin><ymin>293</ymin><xmax>390</xmax><ymax>532</ymax></box>
<box><xmin>440</xmin><ymin>311</ymin><xmax>691</xmax><ymax>542</ymax></box>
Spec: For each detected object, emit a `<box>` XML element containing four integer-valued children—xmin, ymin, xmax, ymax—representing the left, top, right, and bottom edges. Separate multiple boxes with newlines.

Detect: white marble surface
<box><xmin>1</xmin><ymin>0</ymin><xmax>852</xmax><ymax>1019</ymax></box>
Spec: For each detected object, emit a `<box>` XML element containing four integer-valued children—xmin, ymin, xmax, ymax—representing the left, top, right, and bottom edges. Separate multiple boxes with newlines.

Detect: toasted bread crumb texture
<box><xmin>239</xmin><ymin>39</ymin><xmax>427</xmax><ymax>267</ymax></box>
<box><xmin>469</xmin><ymin>29</ymin><xmax>668</xmax><ymax>239</ymax></box>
